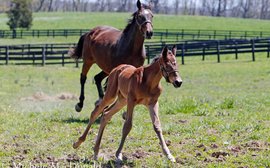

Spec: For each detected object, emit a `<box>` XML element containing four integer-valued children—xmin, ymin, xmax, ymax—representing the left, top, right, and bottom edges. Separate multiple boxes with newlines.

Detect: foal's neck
<box><xmin>144</xmin><ymin>59</ymin><xmax>163</xmax><ymax>89</ymax></box>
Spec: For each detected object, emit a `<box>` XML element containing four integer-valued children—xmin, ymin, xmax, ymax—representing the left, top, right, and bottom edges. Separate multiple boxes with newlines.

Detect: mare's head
<box><xmin>135</xmin><ymin>0</ymin><xmax>153</xmax><ymax>39</ymax></box>
<box><xmin>159</xmin><ymin>46</ymin><xmax>182</xmax><ymax>88</ymax></box>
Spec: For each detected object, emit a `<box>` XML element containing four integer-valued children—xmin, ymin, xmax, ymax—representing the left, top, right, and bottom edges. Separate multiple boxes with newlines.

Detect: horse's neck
<box><xmin>118</xmin><ymin>23</ymin><xmax>144</xmax><ymax>55</ymax></box>
<box><xmin>144</xmin><ymin>60</ymin><xmax>163</xmax><ymax>88</ymax></box>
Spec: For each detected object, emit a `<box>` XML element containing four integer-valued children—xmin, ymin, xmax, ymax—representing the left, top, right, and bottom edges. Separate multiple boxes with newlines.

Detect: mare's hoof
<box><xmin>75</xmin><ymin>103</ymin><xmax>82</xmax><ymax>112</ymax></box>
<box><xmin>122</xmin><ymin>111</ymin><xmax>127</xmax><ymax>120</ymax></box>
<box><xmin>93</xmin><ymin>154</ymin><xmax>98</xmax><ymax>160</ymax></box>
<box><xmin>94</xmin><ymin>98</ymin><xmax>102</xmax><ymax>106</ymax></box>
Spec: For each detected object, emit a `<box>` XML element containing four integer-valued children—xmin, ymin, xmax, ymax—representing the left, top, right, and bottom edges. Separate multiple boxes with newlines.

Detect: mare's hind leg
<box><xmin>75</xmin><ymin>61</ymin><xmax>93</xmax><ymax>112</ymax></box>
<box><xmin>93</xmin><ymin>95</ymin><xmax>126</xmax><ymax>160</ymax></box>
<box><xmin>94</xmin><ymin>71</ymin><xmax>108</xmax><ymax>105</ymax></box>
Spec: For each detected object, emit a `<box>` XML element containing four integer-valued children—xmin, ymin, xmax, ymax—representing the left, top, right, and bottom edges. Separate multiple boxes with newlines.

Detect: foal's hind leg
<box><xmin>74</xmin><ymin>70</ymin><xmax>120</xmax><ymax>148</ymax></box>
<box><xmin>93</xmin><ymin>95</ymin><xmax>126</xmax><ymax>160</ymax></box>
<box><xmin>75</xmin><ymin>61</ymin><xmax>93</xmax><ymax>112</ymax></box>
<box><xmin>94</xmin><ymin>71</ymin><xmax>108</xmax><ymax>105</ymax></box>
<box><xmin>116</xmin><ymin>97</ymin><xmax>135</xmax><ymax>161</ymax></box>
<box><xmin>73</xmin><ymin>95</ymin><xmax>116</xmax><ymax>149</ymax></box>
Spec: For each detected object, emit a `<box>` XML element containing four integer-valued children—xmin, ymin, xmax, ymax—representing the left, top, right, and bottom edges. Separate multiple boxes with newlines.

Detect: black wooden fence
<box><xmin>0</xmin><ymin>43</ymin><xmax>78</xmax><ymax>66</ymax></box>
<box><xmin>1</xmin><ymin>29</ymin><xmax>270</xmax><ymax>41</ymax></box>
<box><xmin>1</xmin><ymin>38</ymin><xmax>270</xmax><ymax>66</ymax></box>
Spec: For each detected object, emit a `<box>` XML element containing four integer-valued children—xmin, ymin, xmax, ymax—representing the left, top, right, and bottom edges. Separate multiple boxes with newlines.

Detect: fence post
<box><xmin>62</xmin><ymin>52</ymin><xmax>65</xmax><ymax>66</ymax></box>
<box><xmin>181</xmin><ymin>44</ymin><xmax>185</xmax><ymax>65</ymax></box>
<box><xmin>202</xmin><ymin>43</ymin><xmax>206</xmax><ymax>61</ymax></box>
<box><xmin>181</xmin><ymin>29</ymin><xmax>184</xmax><ymax>39</ymax></box>
<box><xmin>251</xmin><ymin>39</ymin><xmax>255</xmax><ymax>61</ymax></box>
<box><xmin>267</xmin><ymin>40</ymin><xmax>270</xmax><ymax>58</ymax></box>
<box><xmin>5</xmin><ymin>46</ymin><xmax>9</xmax><ymax>65</ymax></box>
<box><xmin>76</xmin><ymin>59</ymin><xmax>79</xmax><ymax>68</ymax></box>
<box><xmin>32</xmin><ymin>54</ymin><xmax>35</xmax><ymax>65</ymax></box>
<box><xmin>147</xmin><ymin>45</ymin><xmax>150</xmax><ymax>64</ymax></box>
<box><xmin>12</xmin><ymin>29</ymin><xmax>16</xmax><ymax>39</ymax></box>
<box><xmin>217</xmin><ymin>40</ymin><xmax>220</xmax><ymax>63</ymax></box>
<box><xmin>234</xmin><ymin>41</ymin><xmax>238</xmax><ymax>60</ymax></box>
<box><xmin>42</xmin><ymin>46</ymin><xmax>46</xmax><ymax>66</ymax></box>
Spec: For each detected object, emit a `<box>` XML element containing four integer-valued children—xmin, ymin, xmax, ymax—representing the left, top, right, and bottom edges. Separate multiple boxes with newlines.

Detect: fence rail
<box><xmin>1</xmin><ymin>38</ymin><xmax>269</xmax><ymax>66</ymax></box>
<box><xmin>2</xmin><ymin>29</ymin><xmax>270</xmax><ymax>41</ymax></box>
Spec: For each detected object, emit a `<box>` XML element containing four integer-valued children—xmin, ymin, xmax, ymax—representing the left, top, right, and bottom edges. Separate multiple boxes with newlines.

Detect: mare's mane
<box><xmin>122</xmin><ymin>4</ymin><xmax>152</xmax><ymax>35</ymax></box>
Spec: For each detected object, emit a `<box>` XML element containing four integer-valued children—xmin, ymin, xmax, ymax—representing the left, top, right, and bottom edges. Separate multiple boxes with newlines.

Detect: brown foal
<box><xmin>73</xmin><ymin>46</ymin><xmax>182</xmax><ymax>162</ymax></box>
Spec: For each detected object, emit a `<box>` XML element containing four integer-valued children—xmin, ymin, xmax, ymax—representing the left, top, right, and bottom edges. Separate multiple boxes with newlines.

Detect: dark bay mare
<box><xmin>69</xmin><ymin>0</ymin><xmax>153</xmax><ymax>112</ymax></box>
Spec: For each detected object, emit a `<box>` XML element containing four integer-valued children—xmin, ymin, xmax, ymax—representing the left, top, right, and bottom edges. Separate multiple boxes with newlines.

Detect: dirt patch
<box><xmin>132</xmin><ymin>150</ymin><xmax>149</xmax><ymax>159</ymax></box>
<box><xmin>20</xmin><ymin>91</ymin><xmax>77</xmax><ymax>101</ymax></box>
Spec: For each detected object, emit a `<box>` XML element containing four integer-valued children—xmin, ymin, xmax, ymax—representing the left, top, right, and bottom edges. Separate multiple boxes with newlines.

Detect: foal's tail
<box><xmin>69</xmin><ymin>33</ymin><xmax>86</xmax><ymax>60</ymax></box>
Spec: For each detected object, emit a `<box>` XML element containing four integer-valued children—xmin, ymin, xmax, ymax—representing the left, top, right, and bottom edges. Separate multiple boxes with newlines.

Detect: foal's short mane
<box><xmin>151</xmin><ymin>55</ymin><xmax>161</xmax><ymax>64</ymax></box>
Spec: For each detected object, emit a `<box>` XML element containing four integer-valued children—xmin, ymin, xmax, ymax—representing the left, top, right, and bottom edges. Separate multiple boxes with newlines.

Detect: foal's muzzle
<box><xmin>146</xmin><ymin>31</ymin><xmax>153</xmax><ymax>39</ymax></box>
<box><xmin>173</xmin><ymin>80</ymin><xmax>182</xmax><ymax>88</ymax></box>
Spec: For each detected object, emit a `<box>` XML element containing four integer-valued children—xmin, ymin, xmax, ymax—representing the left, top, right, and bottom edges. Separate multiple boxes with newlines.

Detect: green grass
<box><xmin>0</xmin><ymin>55</ymin><xmax>269</xmax><ymax>167</ymax></box>
<box><xmin>0</xmin><ymin>12</ymin><xmax>270</xmax><ymax>167</ymax></box>
<box><xmin>1</xmin><ymin>12</ymin><xmax>270</xmax><ymax>45</ymax></box>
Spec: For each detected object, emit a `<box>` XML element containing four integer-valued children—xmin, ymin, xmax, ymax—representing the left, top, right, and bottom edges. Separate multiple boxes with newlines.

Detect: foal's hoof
<box><xmin>168</xmin><ymin>154</ymin><xmax>176</xmax><ymax>162</ymax></box>
<box><xmin>116</xmin><ymin>152</ymin><xmax>123</xmax><ymax>162</ymax></box>
<box><xmin>73</xmin><ymin>141</ymin><xmax>81</xmax><ymax>149</ymax></box>
<box><xmin>75</xmin><ymin>103</ymin><xmax>82</xmax><ymax>112</ymax></box>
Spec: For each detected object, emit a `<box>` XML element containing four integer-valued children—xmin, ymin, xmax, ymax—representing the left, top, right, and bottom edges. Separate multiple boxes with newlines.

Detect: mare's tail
<box><xmin>69</xmin><ymin>33</ymin><xmax>86</xmax><ymax>60</ymax></box>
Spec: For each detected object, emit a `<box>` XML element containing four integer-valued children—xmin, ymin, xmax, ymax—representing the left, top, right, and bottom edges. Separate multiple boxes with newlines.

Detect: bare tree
<box><xmin>174</xmin><ymin>0</ymin><xmax>179</xmax><ymax>15</ymax></box>
<box><xmin>216</xmin><ymin>0</ymin><xmax>227</xmax><ymax>17</ymax></box>
<box><xmin>239</xmin><ymin>0</ymin><xmax>254</xmax><ymax>18</ymax></box>
<box><xmin>48</xmin><ymin>0</ymin><xmax>53</xmax><ymax>11</ymax></box>
<box><xmin>260</xmin><ymin>0</ymin><xmax>270</xmax><ymax>19</ymax></box>
<box><xmin>35</xmin><ymin>0</ymin><xmax>45</xmax><ymax>12</ymax></box>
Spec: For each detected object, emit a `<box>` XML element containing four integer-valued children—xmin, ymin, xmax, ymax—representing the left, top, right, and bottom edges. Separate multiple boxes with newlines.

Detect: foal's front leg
<box><xmin>148</xmin><ymin>102</ymin><xmax>176</xmax><ymax>162</ymax></box>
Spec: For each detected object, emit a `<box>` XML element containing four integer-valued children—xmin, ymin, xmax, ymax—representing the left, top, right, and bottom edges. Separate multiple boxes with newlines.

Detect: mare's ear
<box><xmin>172</xmin><ymin>45</ymin><xmax>177</xmax><ymax>56</ymax></box>
<box><xmin>137</xmin><ymin>0</ymin><xmax>142</xmax><ymax>10</ymax></box>
<box><xmin>148</xmin><ymin>1</ymin><xmax>153</xmax><ymax>10</ymax></box>
<box><xmin>162</xmin><ymin>46</ymin><xmax>168</xmax><ymax>62</ymax></box>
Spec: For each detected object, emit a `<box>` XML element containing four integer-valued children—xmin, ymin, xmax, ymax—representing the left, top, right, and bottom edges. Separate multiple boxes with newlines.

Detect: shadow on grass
<box><xmin>101</xmin><ymin>159</ymin><xmax>136</xmax><ymax>168</ymax></box>
<box><xmin>61</xmin><ymin>116</ymin><xmax>101</xmax><ymax>124</ymax></box>
<box><xmin>67</xmin><ymin>156</ymin><xmax>135</xmax><ymax>168</ymax></box>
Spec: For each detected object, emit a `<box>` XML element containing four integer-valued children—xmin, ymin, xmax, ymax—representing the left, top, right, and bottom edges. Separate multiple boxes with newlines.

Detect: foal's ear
<box><xmin>162</xmin><ymin>46</ymin><xmax>168</xmax><ymax>62</ymax></box>
<box><xmin>172</xmin><ymin>45</ymin><xmax>177</xmax><ymax>56</ymax></box>
<box><xmin>137</xmin><ymin>0</ymin><xmax>142</xmax><ymax>10</ymax></box>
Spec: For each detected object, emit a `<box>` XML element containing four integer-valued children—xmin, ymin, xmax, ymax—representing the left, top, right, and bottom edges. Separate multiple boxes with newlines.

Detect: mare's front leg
<box><xmin>75</xmin><ymin>62</ymin><xmax>93</xmax><ymax>112</ymax></box>
<box><xmin>94</xmin><ymin>71</ymin><xmax>108</xmax><ymax>105</ymax></box>
<box><xmin>148</xmin><ymin>101</ymin><xmax>176</xmax><ymax>162</ymax></box>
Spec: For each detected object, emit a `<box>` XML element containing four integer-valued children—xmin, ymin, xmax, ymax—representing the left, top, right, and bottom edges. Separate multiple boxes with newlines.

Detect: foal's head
<box><xmin>135</xmin><ymin>0</ymin><xmax>153</xmax><ymax>39</ymax></box>
<box><xmin>159</xmin><ymin>46</ymin><xmax>182</xmax><ymax>88</ymax></box>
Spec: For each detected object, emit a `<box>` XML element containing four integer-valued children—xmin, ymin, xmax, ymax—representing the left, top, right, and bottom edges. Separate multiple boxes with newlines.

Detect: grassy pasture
<box><xmin>0</xmin><ymin>56</ymin><xmax>269</xmax><ymax>167</ymax></box>
<box><xmin>1</xmin><ymin>12</ymin><xmax>270</xmax><ymax>45</ymax></box>
<box><xmin>0</xmin><ymin>12</ymin><xmax>269</xmax><ymax>167</ymax></box>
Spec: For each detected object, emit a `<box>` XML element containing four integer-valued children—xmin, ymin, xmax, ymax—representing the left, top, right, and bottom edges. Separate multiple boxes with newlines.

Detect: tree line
<box><xmin>1</xmin><ymin>0</ymin><xmax>270</xmax><ymax>20</ymax></box>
